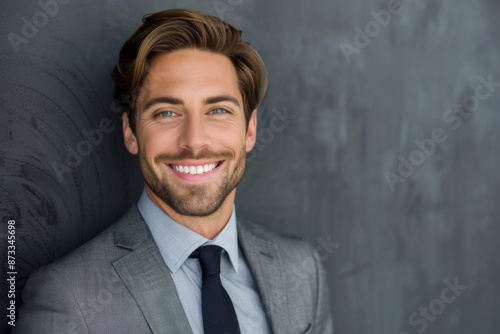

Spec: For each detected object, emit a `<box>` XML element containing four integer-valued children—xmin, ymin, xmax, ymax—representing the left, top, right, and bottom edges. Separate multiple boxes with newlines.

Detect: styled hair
<box><xmin>110</xmin><ymin>8</ymin><xmax>268</xmax><ymax>133</ymax></box>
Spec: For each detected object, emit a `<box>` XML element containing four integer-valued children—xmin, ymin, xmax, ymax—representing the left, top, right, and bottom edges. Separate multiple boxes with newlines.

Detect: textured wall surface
<box><xmin>1</xmin><ymin>0</ymin><xmax>499</xmax><ymax>333</ymax></box>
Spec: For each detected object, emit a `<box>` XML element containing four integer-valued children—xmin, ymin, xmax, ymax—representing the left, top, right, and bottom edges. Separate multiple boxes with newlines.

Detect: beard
<box><xmin>140</xmin><ymin>145</ymin><xmax>246</xmax><ymax>217</ymax></box>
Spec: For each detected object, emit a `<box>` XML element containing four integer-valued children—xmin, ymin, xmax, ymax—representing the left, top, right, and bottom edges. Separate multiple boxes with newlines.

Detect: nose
<box><xmin>177</xmin><ymin>113</ymin><xmax>212</xmax><ymax>154</ymax></box>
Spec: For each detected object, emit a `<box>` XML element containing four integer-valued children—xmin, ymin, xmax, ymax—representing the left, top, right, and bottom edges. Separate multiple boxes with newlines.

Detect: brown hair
<box><xmin>110</xmin><ymin>8</ymin><xmax>268</xmax><ymax>133</ymax></box>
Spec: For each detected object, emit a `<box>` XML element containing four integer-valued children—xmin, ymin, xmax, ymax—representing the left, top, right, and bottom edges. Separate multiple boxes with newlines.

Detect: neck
<box><xmin>145</xmin><ymin>186</ymin><xmax>236</xmax><ymax>240</ymax></box>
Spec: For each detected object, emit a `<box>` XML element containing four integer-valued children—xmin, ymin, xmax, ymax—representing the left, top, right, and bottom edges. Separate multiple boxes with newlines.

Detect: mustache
<box><xmin>154</xmin><ymin>150</ymin><xmax>234</xmax><ymax>164</ymax></box>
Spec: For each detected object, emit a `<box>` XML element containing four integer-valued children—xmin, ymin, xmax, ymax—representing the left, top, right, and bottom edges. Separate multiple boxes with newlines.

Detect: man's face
<box><xmin>122</xmin><ymin>49</ymin><xmax>257</xmax><ymax>217</ymax></box>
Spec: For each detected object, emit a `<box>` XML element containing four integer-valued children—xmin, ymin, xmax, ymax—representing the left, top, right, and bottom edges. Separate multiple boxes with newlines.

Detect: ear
<box><xmin>245</xmin><ymin>109</ymin><xmax>258</xmax><ymax>152</ymax></box>
<box><xmin>122</xmin><ymin>112</ymin><xmax>138</xmax><ymax>154</ymax></box>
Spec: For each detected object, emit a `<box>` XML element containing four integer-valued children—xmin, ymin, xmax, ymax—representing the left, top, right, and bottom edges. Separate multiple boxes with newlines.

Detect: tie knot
<box><xmin>192</xmin><ymin>245</ymin><xmax>223</xmax><ymax>279</ymax></box>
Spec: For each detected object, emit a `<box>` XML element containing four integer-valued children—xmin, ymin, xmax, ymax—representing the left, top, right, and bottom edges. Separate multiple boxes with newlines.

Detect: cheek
<box><xmin>211</xmin><ymin>125</ymin><xmax>246</xmax><ymax>148</ymax></box>
<box><xmin>137</xmin><ymin>126</ymin><xmax>170</xmax><ymax>156</ymax></box>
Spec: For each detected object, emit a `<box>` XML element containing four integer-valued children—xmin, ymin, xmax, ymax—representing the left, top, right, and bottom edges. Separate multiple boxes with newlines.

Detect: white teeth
<box><xmin>172</xmin><ymin>162</ymin><xmax>219</xmax><ymax>174</ymax></box>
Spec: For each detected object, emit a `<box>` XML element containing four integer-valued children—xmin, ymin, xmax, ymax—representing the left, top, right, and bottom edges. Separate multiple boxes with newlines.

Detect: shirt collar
<box><xmin>137</xmin><ymin>188</ymin><xmax>239</xmax><ymax>273</ymax></box>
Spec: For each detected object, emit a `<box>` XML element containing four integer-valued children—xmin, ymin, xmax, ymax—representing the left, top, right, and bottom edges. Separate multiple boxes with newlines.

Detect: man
<box><xmin>14</xmin><ymin>8</ymin><xmax>333</xmax><ymax>334</ymax></box>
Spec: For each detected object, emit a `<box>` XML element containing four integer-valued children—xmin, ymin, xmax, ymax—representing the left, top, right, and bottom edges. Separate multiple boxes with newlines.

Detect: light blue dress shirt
<box><xmin>137</xmin><ymin>189</ymin><xmax>272</xmax><ymax>334</ymax></box>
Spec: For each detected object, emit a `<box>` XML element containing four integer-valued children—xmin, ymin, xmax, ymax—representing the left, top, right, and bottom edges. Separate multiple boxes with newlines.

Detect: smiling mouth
<box><xmin>169</xmin><ymin>161</ymin><xmax>224</xmax><ymax>175</ymax></box>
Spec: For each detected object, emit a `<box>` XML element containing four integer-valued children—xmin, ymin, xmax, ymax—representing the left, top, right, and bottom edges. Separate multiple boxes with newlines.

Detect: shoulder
<box><xmin>21</xmin><ymin>205</ymin><xmax>146</xmax><ymax>314</ymax></box>
<box><xmin>16</xmin><ymin>205</ymin><xmax>153</xmax><ymax>333</ymax></box>
<box><xmin>237</xmin><ymin>218</ymin><xmax>334</xmax><ymax>332</ymax></box>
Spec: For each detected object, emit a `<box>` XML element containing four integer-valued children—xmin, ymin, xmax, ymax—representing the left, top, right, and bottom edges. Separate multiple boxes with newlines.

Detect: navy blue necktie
<box><xmin>191</xmin><ymin>245</ymin><xmax>240</xmax><ymax>334</ymax></box>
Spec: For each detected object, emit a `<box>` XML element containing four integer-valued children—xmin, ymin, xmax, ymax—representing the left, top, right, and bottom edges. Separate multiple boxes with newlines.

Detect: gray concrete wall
<box><xmin>1</xmin><ymin>0</ymin><xmax>499</xmax><ymax>333</ymax></box>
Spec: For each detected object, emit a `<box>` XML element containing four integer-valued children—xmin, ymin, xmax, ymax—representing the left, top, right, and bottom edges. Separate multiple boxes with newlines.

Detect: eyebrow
<box><xmin>142</xmin><ymin>95</ymin><xmax>241</xmax><ymax>112</ymax></box>
<box><xmin>143</xmin><ymin>96</ymin><xmax>183</xmax><ymax>112</ymax></box>
<box><xmin>204</xmin><ymin>95</ymin><xmax>240</xmax><ymax>108</ymax></box>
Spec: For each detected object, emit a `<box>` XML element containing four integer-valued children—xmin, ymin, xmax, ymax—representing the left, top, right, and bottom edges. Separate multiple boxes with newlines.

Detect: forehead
<box><xmin>139</xmin><ymin>49</ymin><xmax>242</xmax><ymax>103</ymax></box>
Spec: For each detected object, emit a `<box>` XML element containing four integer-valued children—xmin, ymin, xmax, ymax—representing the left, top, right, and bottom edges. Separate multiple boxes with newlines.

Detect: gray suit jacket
<box><xmin>14</xmin><ymin>205</ymin><xmax>333</xmax><ymax>334</ymax></box>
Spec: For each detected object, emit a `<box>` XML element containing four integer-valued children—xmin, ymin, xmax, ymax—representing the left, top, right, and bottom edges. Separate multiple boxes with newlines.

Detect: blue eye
<box><xmin>210</xmin><ymin>108</ymin><xmax>228</xmax><ymax>114</ymax></box>
<box><xmin>159</xmin><ymin>111</ymin><xmax>176</xmax><ymax>117</ymax></box>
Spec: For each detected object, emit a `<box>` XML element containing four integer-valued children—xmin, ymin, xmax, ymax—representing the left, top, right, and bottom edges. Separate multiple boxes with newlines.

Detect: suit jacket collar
<box><xmin>238</xmin><ymin>220</ymin><xmax>293</xmax><ymax>334</ymax></box>
<box><xmin>111</xmin><ymin>205</ymin><xmax>193</xmax><ymax>334</ymax></box>
<box><xmin>111</xmin><ymin>205</ymin><xmax>292</xmax><ymax>334</ymax></box>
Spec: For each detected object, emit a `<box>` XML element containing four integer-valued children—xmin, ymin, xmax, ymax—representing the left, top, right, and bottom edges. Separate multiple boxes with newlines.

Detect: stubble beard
<box><xmin>140</xmin><ymin>145</ymin><xmax>246</xmax><ymax>217</ymax></box>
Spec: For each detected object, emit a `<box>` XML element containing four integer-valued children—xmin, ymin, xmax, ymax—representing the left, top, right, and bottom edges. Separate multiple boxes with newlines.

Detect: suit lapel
<box><xmin>238</xmin><ymin>221</ymin><xmax>292</xmax><ymax>334</ymax></box>
<box><xmin>111</xmin><ymin>206</ymin><xmax>192</xmax><ymax>334</ymax></box>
